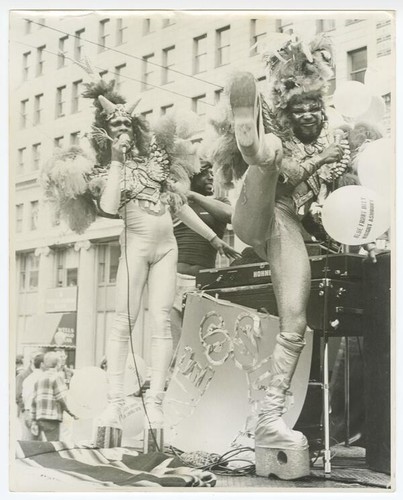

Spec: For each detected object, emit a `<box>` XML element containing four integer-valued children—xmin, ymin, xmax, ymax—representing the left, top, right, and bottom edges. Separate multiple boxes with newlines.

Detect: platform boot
<box><xmin>255</xmin><ymin>332</ymin><xmax>310</xmax><ymax>480</ymax></box>
<box><xmin>228</xmin><ymin>71</ymin><xmax>282</xmax><ymax>168</ymax></box>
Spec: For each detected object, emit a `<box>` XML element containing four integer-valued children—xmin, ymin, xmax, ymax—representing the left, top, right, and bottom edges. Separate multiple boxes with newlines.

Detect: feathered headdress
<box><xmin>263</xmin><ymin>33</ymin><xmax>334</xmax><ymax>111</ymax></box>
<box><xmin>82</xmin><ymin>79</ymin><xmax>150</xmax><ymax>165</ymax></box>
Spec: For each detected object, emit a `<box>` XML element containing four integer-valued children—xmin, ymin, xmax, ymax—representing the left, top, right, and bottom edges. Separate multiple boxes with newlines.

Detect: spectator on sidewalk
<box><xmin>21</xmin><ymin>353</ymin><xmax>45</xmax><ymax>440</ymax></box>
<box><xmin>30</xmin><ymin>351</ymin><xmax>77</xmax><ymax>441</ymax></box>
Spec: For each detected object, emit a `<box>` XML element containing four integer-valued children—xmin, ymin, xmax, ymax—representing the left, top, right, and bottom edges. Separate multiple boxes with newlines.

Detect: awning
<box><xmin>22</xmin><ymin>313</ymin><xmax>77</xmax><ymax>347</ymax></box>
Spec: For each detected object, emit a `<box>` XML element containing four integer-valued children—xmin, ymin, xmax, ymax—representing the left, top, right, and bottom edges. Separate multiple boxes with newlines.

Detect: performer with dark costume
<box><xmin>41</xmin><ymin>76</ymin><xmax>237</xmax><ymax>445</ymax></box>
<box><xmin>211</xmin><ymin>35</ymin><xmax>351</xmax><ymax>479</ymax></box>
<box><xmin>171</xmin><ymin>150</ymin><xmax>238</xmax><ymax>350</ymax></box>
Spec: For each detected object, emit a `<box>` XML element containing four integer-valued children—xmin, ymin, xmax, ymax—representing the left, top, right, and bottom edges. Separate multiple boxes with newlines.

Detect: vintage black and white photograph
<box><xmin>8</xmin><ymin>8</ymin><xmax>395</xmax><ymax>493</ymax></box>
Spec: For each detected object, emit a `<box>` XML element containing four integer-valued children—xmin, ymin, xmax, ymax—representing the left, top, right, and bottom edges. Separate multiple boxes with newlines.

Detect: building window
<box><xmin>141</xmin><ymin>109</ymin><xmax>153</xmax><ymax>123</ymax></box>
<box><xmin>74</xmin><ymin>29</ymin><xmax>85</xmax><ymax>60</ymax></box>
<box><xmin>38</xmin><ymin>18</ymin><xmax>46</xmax><ymax>29</ymax></box>
<box><xmin>71</xmin><ymin>80</ymin><xmax>82</xmax><ymax>113</ymax></box>
<box><xmin>276</xmin><ymin>20</ymin><xmax>293</xmax><ymax>35</ymax></box>
<box><xmin>192</xmin><ymin>94</ymin><xmax>207</xmax><ymax>117</ymax></box>
<box><xmin>17</xmin><ymin>147</ymin><xmax>26</xmax><ymax>174</ymax></box>
<box><xmin>54</xmin><ymin>136</ymin><xmax>64</xmax><ymax>148</ymax></box>
<box><xmin>214</xmin><ymin>88</ymin><xmax>224</xmax><ymax>104</ymax></box>
<box><xmin>162</xmin><ymin>46</ymin><xmax>175</xmax><ymax>85</ymax></box>
<box><xmin>19</xmin><ymin>252</ymin><xmax>40</xmax><ymax>290</ymax></box>
<box><xmin>32</xmin><ymin>143</ymin><xmax>41</xmax><ymax>171</ymax></box>
<box><xmin>36</xmin><ymin>45</ymin><xmax>45</xmax><ymax>76</ymax></box>
<box><xmin>99</xmin><ymin>70</ymin><xmax>108</xmax><ymax>79</ymax></box>
<box><xmin>20</xmin><ymin>99</ymin><xmax>28</xmax><ymax>128</ymax></box>
<box><xmin>16</xmin><ymin>204</ymin><xmax>24</xmax><ymax>233</ymax></box>
<box><xmin>142</xmin><ymin>53</ymin><xmax>155</xmax><ymax>91</ymax></box>
<box><xmin>99</xmin><ymin>18</ymin><xmax>111</xmax><ymax>51</ymax></box>
<box><xmin>34</xmin><ymin>93</ymin><xmax>43</xmax><ymax>125</ymax></box>
<box><xmin>58</xmin><ymin>35</ymin><xmax>68</xmax><ymax>68</ymax></box>
<box><xmin>160</xmin><ymin>104</ymin><xmax>174</xmax><ymax>116</ymax></box>
<box><xmin>116</xmin><ymin>18</ymin><xmax>127</xmax><ymax>45</ymax></box>
<box><xmin>98</xmin><ymin>243</ymin><xmax>120</xmax><ymax>284</ymax></box>
<box><xmin>56</xmin><ymin>85</ymin><xmax>67</xmax><ymax>117</ymax></box>
<box><xmin>143</xmin><ymin>18</ymin><xmax>153</xmax><ymax>35</ymax></box>
<box><xmin>250</xmin><ymin>19</ymin><xmax>267</xmax><ymax>55</ymax></box>
<box><xmin>316</xmin><ymin>19</ymin><xmax>336</xmax><ymax>33</ymax></box>
<box><xmin>22</xmin><ymin>51</ymin><xmax>31</xmax><ymax>80</ymax></box>
<box><xmin>30</xmin><ymin>200</ymin><xmax>39</xmax><ymax>230</ymax></box>
<box><xmin>55</xmin><ymin>247</ymin><xmax>79</xmax><ymax>287</ymax></box>
<box><xmin>70</xmin><ymin>131</ymin><xmax>80</xmax><ymax>145</ymax></box>
<box><xmin>348</xmin><ymin>47</ymin><xmax>367</xmax><ymax>83</ymax></box>
<box><xmin>193</xmin><ymin>34</ymin><xmax>207</xmax><ymax>74</ymax></box>
<box><xmin>162</xmin><ymin>18</ymin><xmax>175</xmax><ymax>28</ymax></box>
<box><xmin>115</xmin><ymin>63</ymin><xmax>126</xmax><ymax>93</ymax></box>
<box><xmin>25</xmin><ymin>20</ymin><xmax>32</xmax><ymax>35</ymax></box>
<box><xmin>216</xmin><ymin>26</ymin><xmax>231</xmax><ymax>67</ymax></box>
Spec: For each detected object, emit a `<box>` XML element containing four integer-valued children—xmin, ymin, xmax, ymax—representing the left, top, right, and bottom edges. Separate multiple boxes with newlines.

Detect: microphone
<box><xmin>119</xmin><ymin>133</ymin><xmax>131</xmax><ymax>154</ymax></box>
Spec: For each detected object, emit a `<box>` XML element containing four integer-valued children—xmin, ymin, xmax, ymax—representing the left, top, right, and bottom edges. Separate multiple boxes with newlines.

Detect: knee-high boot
<box><xmin>255</xmin><ymin>331</ymin><xmax>310</xmax><ymax>480</ymax></box>
<box><xmin>228</xmin><ymin>71</ymin><xmax>282</xmax><ymax>168</ymax></box>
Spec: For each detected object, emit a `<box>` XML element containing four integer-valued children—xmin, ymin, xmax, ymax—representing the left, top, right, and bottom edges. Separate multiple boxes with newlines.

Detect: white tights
<box><xmin>107</xmin><ymin>202</ymin><xmax>178</xmax><ymax>406</ymax></box>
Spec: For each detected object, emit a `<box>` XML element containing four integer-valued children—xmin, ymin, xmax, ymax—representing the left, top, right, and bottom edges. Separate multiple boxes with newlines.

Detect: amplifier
<box><xmin>197</xmin><ymin>262</ymin><xmax>271</xmax><ymax>290</ymax></box>
<box><xmin>196</xmin><ymin>254</ymin><xmax>364</xmax><ymax>290</ymax></box>
<box><xmin>203</xmin><ymin>278</ymin><xmax>363</xmax><ymax>337</ymax></box>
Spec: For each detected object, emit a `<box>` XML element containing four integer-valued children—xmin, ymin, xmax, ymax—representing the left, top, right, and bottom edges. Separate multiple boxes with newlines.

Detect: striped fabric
<box><xmin>16</xmin><ymin>441</ymin><xmax>216</xmax><ymax>489</ymax></box>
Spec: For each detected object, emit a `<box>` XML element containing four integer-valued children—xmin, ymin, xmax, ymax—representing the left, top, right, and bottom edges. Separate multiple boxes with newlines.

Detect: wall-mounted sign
<box><xmin>45</xmin><ymin>287</ymin><xmax>78</xmax><ymax>312</ymax></box>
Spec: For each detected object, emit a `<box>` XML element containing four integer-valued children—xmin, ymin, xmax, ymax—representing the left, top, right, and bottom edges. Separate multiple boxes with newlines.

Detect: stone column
<box><xmin>35</xmin><ymin>246</ymin><xmax>53</xmax><ymax>315</ymax></box>
<box><xmin>74</xmin><ymin>240</ymin><xmax>97</xmax><ymax>368</ymax></box>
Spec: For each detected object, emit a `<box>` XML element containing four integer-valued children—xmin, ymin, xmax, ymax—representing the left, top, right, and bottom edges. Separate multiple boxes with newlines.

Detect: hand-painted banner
<box><xmin>164</xmin><ymin>292</ymin><xmax>313</xmax><ymax>455</ymax></box>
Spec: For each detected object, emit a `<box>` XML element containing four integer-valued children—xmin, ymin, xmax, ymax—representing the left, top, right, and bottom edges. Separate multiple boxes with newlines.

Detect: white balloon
<box><xmin>322</xmin><ymin>186</ymin><xmax>390</xmax><ymax>245</ymax></box>
<box><xmin>357</xmin><ymin>138</ymin><xmax>393</xmax><ymax>198</ymax></box>
<box><xmin>67</xmin><ymin>367</ymin><xmax>108</xmax><ymax>419</ymax></box>
<box><xmin>333</xmin><ymin>81</ymin><xmax>372</xmax><ymax>118</ymax></box>
<box><xmin>124</xmin><ymin>355</ymin><xmax>147</xmax><ymax>397</ymax></box>
<box><xmin>326</xmin><ymin>107</ymin><xmax>348</xmax><ymax>130</ymax></box>
<box><xmin>357</xmin><ymin>95</ymin><xmax>387</xmax><ymax>124</ymax></box>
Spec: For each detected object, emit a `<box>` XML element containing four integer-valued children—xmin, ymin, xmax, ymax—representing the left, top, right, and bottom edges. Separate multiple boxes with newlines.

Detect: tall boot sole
<box><xmin>229</xmin><ymin>72</ymin><xmax>260</xmax><ymax>156</ymax></box>
<box><xmin>255</xmin><ymin>445</ymin><xmax>310</xmax><ymax>480</ymax></box>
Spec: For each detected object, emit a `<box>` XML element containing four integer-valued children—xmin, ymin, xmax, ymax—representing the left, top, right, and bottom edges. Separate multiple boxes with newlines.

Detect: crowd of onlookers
<box><xmin>15</xmin><ymin>349</ymin><xmax>75</xmax><ymax>442</ymax></box>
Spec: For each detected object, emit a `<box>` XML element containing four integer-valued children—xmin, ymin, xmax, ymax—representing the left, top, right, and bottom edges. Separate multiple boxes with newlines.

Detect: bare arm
<box><xmin>176</xmin><ymin>204</ymin><xmax>241</xmax><ymax>260</ymax></box>
<box><xmin>187</xmin><ymin>192</ymin><xmax>232</xmax><ymax>224</ymax></box>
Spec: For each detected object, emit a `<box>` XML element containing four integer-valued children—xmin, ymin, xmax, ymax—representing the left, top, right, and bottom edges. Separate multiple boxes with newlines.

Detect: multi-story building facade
<box><xmin>10</xmin><ymin>11</ymin><xmax>393</xmax><ymax>371</ymax></box>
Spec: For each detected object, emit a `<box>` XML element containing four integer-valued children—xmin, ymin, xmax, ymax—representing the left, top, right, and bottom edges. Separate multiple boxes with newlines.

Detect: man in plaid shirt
<box><xmin>31</xmin><ymin>351</ymin><xmax>76</xmax><ymax>441</ymax></box>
